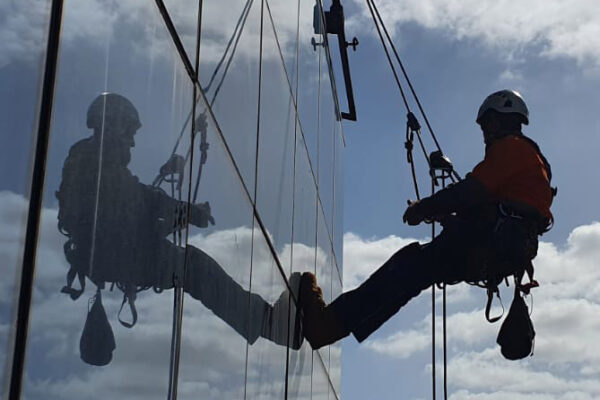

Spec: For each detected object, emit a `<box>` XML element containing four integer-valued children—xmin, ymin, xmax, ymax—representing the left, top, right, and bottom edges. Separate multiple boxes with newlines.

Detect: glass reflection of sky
<box><xmin>1</xmin><ymin>0</ymin><xmax>343</xmax><ymax>398</ymax></box>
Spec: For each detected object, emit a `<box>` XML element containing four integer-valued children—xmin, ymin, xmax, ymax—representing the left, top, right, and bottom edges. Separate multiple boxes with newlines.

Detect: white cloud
<box><xmin>349</xmin><ymin>0</ymin><xmax>600</xmax><ymax>70</ymax></box>
<box><xmin>342</xmin><ymin>232</ymin><xmax>420</xmax><ymax>289</ymax></box>
<box><xmin>0</xmin><ymin>1</ymin><xmax>52</xmax><ymax>68</ymax></box>
<box><xmin>344</xmin><ymin>222</ymin><xmax>600</xmax><ymax>398</ymax></box>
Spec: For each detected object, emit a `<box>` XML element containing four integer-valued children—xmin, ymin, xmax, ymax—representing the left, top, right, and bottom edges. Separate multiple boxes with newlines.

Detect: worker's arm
<box><xmin>141</xmin><ymin>184</ymin><xmax>215</xmax><ymax>235</ymax></box>
<box><xmin>403</xmin><ymin>175</ymin><xmax>490</xmax><ymax>225</ymax></box>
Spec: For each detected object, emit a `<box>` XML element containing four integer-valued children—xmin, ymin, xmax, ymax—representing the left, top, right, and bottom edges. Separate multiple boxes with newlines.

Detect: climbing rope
<box><xmin>365</xmin><ymin>0</ymin><xmax>463</xmax><ymax>398</ymax></box>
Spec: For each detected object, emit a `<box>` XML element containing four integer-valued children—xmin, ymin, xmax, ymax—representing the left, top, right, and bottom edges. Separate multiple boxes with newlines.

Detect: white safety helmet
<box><xmin>476</xmin><ymin>90</ymin><xmax>529</xmax><ymax>125</ymax></box>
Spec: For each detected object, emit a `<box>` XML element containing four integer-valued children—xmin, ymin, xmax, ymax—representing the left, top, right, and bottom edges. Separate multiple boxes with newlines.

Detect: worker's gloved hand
<box><xmin>159</xmin><ymin>154</ymin><xmax>185</xmax><ymax>177</ymax></box>
<box><xmin>403</xmin><ymin>200</ymin><xmax>426</xmax><ymax>226</ymax></box>
<box><xmin>191</xmin><ymin>201</ymin><xmax>215</xmax><ymax>228</ymax></box>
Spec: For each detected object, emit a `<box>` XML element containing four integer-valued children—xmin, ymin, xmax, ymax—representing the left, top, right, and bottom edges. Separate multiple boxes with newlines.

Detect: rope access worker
<box><xmin>300</xmin><ymin>90</ymin><xmax>555</xmax><ymax>349</ymax></box>
<box><xmin>57</xmin><ymin>93</ymin><xmax>296</xmax><ymax>363</ymax></box>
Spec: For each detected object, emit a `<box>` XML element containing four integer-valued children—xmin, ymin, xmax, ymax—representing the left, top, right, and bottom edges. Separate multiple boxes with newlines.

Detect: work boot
<box><xmin>299</xmin><ymin>272</ymin><xmax>349</xmax><ymax>349</ymax></box>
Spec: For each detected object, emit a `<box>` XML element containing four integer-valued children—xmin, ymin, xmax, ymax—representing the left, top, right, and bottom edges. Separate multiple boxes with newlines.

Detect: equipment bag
<box><xmin>496</xmin><ymin>288</ymin><xmax>535</xmax><ymax>360</ymax></box>
<box><xmin>80</xmin><ymin>289</ymin><xmax>116</xmax><ymax>366</ymax></box>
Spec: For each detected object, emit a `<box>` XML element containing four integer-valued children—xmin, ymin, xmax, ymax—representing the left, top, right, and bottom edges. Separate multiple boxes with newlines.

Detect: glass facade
<box><xmin>1</xmin><ymin>0</ymin><xmax>344</xmax><ymax>399</ymax></box>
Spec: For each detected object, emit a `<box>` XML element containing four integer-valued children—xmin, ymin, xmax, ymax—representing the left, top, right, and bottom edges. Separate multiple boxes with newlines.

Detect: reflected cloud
<box><xmin>1</xmin><ymin>0</ymin><xmax>300</xmax><ymax>69</ymax></box>
<box><xmin>0</xmin><ymin>191</ymin><xmax>309</xmax><ymax>398</ymax></box>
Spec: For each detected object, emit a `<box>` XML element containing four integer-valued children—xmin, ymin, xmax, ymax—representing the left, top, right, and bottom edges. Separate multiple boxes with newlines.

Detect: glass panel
<box><xmin>330</xmin><ymin>273</ymin><xmax>342</xmax><ymax>397</ymax></box>
<box><xmin>318</xmin><ymin>47</ymin><xmax>335</xmax><ymax>239</ymax></box>
<box><xmin>163</xmin><ymin>0</ymin><xmax>200</xmax><ymax>66</ymax></box>
<box><xmin>315</xmin><ymin>207</ymin><xmax>332</xmax><ymax>367</ymax></box>
<box><xmin>177</xmin><ymin>90</ymin><xmax>253</xmax><ymax>400</ymax></box>
<box><xmin>0</xmin><ymin>1</ymin><xmax>52</xmax><ymax>391</ymax></box>
<box><xmin>264</xmin><ymin>0</ymin><xmax>298</xmax><ymax>93</ymax></box>
<box><xmin>256</xmin><ymin>14</ymin><xmax>295</xmax><ymax>272</ymax></box>
<box><xmin>245</xmin><ymin>220</ymin><xmax>290</xmax><ymax>399</ymax></box>
<box><xmin>287</xmin><ymin>278</ymin><xmax>312</xmax><ymax>400</ymax></box>
<box><xmin>199</xmin><ymin>0</ymin><xmax>262</xmax><ymax>192</ymax></box>
<box><xmin>311</xmin><ymin>352</ymin><xmax>330</xmax><ymax>400</ymax></box>
<box><xmin>296</xmin><ymin>0</ymin><xmax>322</xmax><ymax>166</ymax></box>
<box><xmin>21</xmin><ymin>2</ymin><xmax>194</xmax><ymax>397</ymax></box>
<box><xmin>291</xmin><ymin>124</ymin><xmax>317</xmax><ymax>277</ymax></box>
<box><xmin>332</xmin><ymin>121</ymin><xmax>343</xmax><ymax>277</ymax></box>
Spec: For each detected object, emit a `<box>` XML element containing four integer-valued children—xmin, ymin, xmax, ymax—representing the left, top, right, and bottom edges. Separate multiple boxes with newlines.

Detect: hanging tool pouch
<box><xmin>496</xmin><ymin>287</ymin><xmax>535</xmax><ymax>360</ymax></box>
<box><xmin>80</xmin><ymin>289</ymin><xmax>116</xmax><ymax>366</ymax></box>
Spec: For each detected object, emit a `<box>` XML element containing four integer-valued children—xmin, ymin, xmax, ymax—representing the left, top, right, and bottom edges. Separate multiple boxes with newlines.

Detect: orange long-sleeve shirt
<box><xmin>471</xmin><ymin>134</ymin><xmax>553</xmax><ymax>219</ymax></box>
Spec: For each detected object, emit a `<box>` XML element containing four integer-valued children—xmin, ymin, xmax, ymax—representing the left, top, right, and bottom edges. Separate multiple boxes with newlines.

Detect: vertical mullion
<box><xmin>244</xmin><ymin>1</ymin><xmax>265</xmax><ymax>399</ymax></box>
<box><xmin>9</xmin><ymin>0</ymin><xmax>64</xmax><ymax>399</ymax></box>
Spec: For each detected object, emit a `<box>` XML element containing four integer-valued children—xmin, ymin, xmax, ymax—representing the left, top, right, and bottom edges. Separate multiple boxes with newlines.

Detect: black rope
<box><xmin>170</xmin><ymin>0</ymin><xmax>252</xmax><ymax>158</ymax></box>
<box><xmin>209</xmin><ymin>0</ymin><xmax>254</xmax><ymax>107</ymax></box>
<box><xmin>365</xmin><ymin>0</ymin><xmax>410</xmax><ymax>111</ymax></box>
<box><xmin>441</xmin><ymin>179</ymin><xmax>448</xmax><ymax>400</ymax></box>
<box><xmin>202</xmin><ymin>0</ymin><xmax>253</xmax><ymax>93</ymax></box>
<box><xmin>366</xmin><ymin>0</ymin><xmax>432</xmax><ymax>201</ymax></box>
<box><xmin>431</xmin><ymin>179</ymin><xmax>436</xmax><ymax>400</ymax></box>
<box><xmin>368</xmin><ymin>0</ymin><xmax>443</xmax><ymax>153</ymax></box>
<box><xmin>443</xmin><ymin>283</ymin><xmax>447</xmax><ymax>399</ymax></box>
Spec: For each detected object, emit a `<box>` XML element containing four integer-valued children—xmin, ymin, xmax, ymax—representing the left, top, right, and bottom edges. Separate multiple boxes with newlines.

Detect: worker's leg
<box><xmin>301</xmin><ymin>241</ymin><xmax>431</xmax><ymax>348</ymax></box>
<box><xmin>302</xmin><ymin>222</ymin><xmax>484</xmax><ymax>348</ymax></box>
<box><xmin>183</xmin><ymin>244</ymin><xmax>298</xmax><ymax>347</ymax></box>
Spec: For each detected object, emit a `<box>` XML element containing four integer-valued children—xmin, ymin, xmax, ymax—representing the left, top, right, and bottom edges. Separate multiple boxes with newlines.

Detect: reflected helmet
<box><xmin>87</xmin><ymin>92</ymin><xmax>141</xmax><ymax>131</ymax></box>
<box><xmin>476</xmin><ymin>90</ymin><xmax>529</xmax><ymax>125</ymax></box>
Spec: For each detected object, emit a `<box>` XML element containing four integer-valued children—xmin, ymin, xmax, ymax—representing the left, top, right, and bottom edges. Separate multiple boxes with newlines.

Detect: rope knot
<box><xmin>406</xmin><ymin>112</ymin><xmax>421</xmax><ymax>131</ymax></box>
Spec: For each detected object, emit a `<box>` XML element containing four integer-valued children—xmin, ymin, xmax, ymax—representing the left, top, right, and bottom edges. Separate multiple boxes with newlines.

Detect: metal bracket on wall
<box><xmin>314</xmin><ymin>0</ymin><xmax>358</xmax><ymax>121</ymax></box>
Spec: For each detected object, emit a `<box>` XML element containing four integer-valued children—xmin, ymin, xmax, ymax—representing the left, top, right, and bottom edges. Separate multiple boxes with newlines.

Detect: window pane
<box><xmin>330</xmin><ymin>273</ymin><xmax>342</xmax><ymax>397</ymax></box>
<box><xmin>291</xmin><ymin>126</ymin><xmax>317</xmax><ymax>277</ymax></box>
<box><xmin>312</xmin><ymin>352</ymin><xmax>330</xmax><ymax>400</ymax></box>
<box><xmin>318</xmin><ymin>47</ymin><xmax>335</xmax><ymax>239</ymax></box>
<box><xmin>245</xmin><ymin>221</ymin><xmax>289</xmax><ymax>399</ymax></box>
<box><xmin>163</xmin><ymin>0</ymin><xmax>200</xmax><ymax>66</ymax></box>
<box><xmin>265</xmin><ymin>0</ymin><xmax>298</xmax><ymax>93</ymax></box>
<box><xmin>177</xmin><ymin>90</ymin><xmax>253</xmax><ymax>400</ymax></box>
<box><xmin>199</xmin><ymin>0</ymin><xmax>261</xmax><ymax>193</ymax></box>
<box><xmin>0</xmin><ymin>1</ymin><xmax>52</xmax><ymax>392</ymax></box>
<box><xmin>315</xmin><ymin>207</ymin><xmax>332</xmax><ymax>368</ymax></box>
<box><xmin>256</xmin><ymin>14</ymin><xmax>295</xmax><ymax>272</ymax></box>
<box><xmin>21</xmin><ymin>2</ymin><xmax>193</xmax><ymax>397</ymax></box>
<box><xmin>297</xmin><ymin>0</ymin><xmax>321</xmax><ymax>166</ymax></box>
<box><xmin>333</xmin><ymin>121</ymin><xmax>344</xmax><ymax>277</ymax></box>
<box><xmin>287</xmin><ymin>272</ymin><xmax>312</xmax><ymax>400</ymax></box>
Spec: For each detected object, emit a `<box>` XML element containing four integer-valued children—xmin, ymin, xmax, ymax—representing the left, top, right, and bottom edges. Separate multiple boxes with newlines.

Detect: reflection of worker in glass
<box><xmin>56</xmin><ymin>93</ymin><xmax>298</xmax><ymax>364</ymax></box>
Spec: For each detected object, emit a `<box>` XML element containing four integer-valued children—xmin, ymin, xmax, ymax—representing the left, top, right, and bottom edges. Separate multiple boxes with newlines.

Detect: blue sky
<box><xmin>338</xmin><ymin>1</ymin><xmax>600</xmax><ymax>399</ymax></box>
